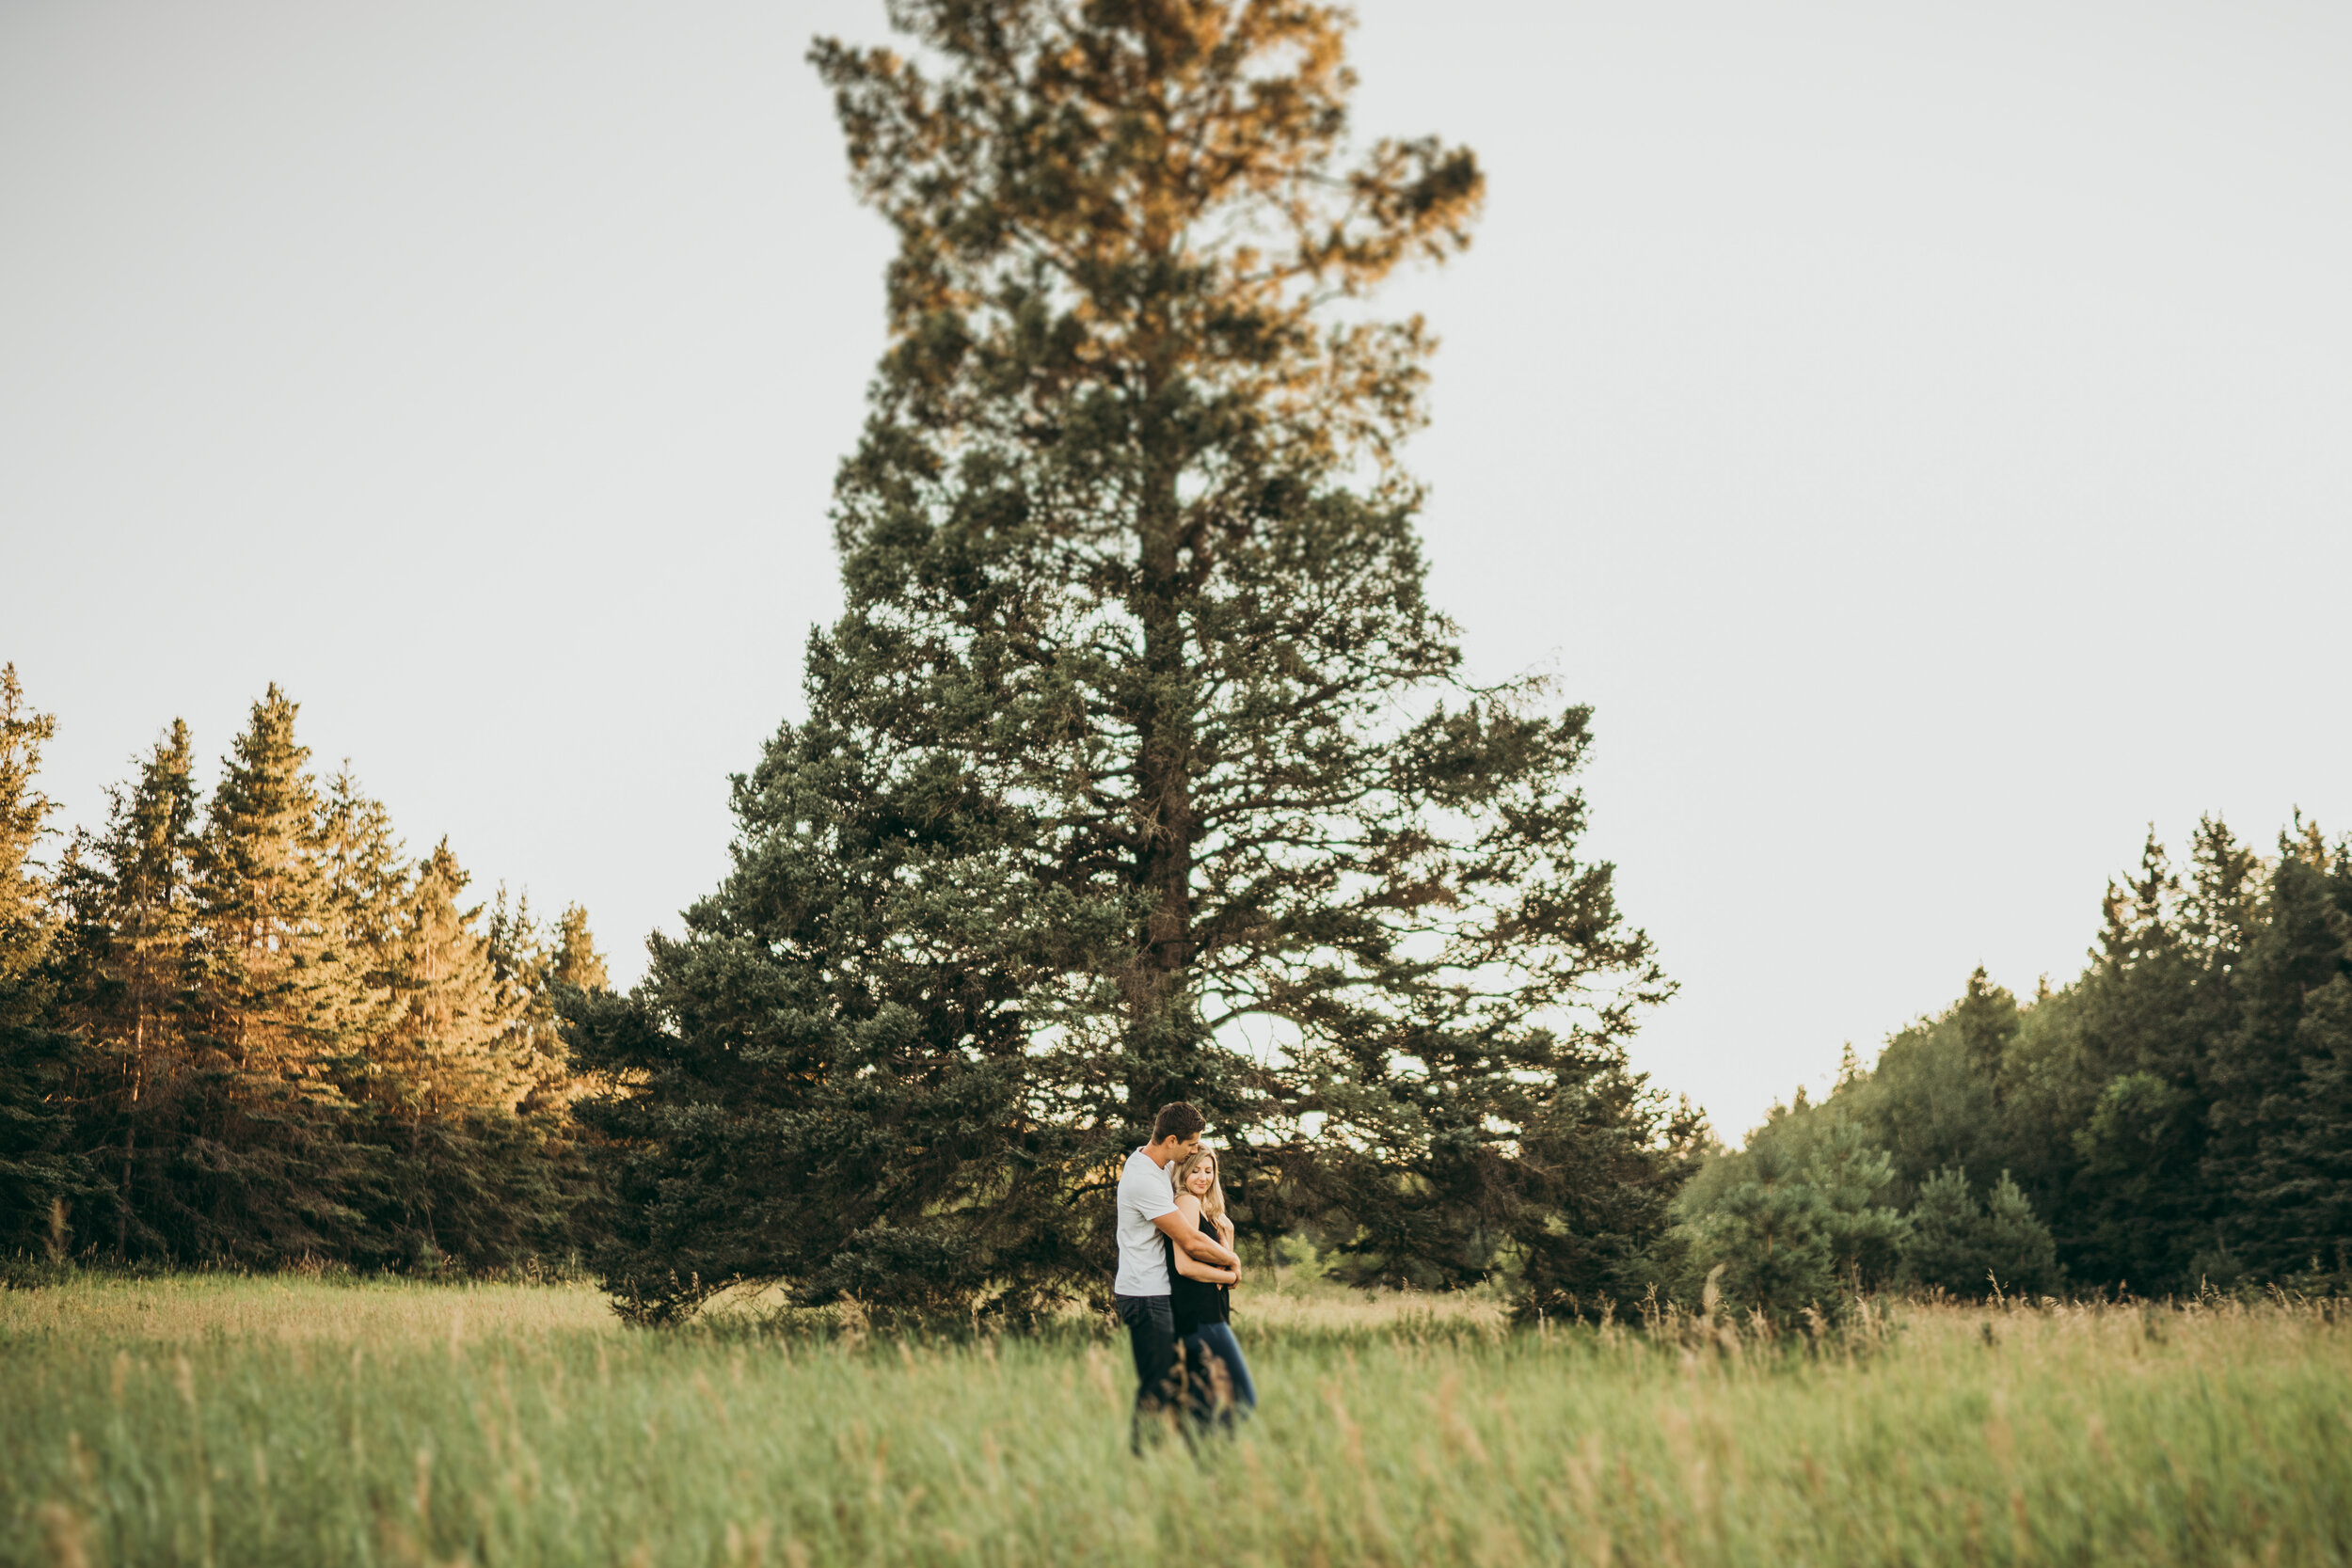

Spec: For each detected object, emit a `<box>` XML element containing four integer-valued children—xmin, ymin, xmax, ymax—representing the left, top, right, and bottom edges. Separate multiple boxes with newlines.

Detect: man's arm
<box><xmin>1168</xmin><ymin>1199</ymin><xmax>1240</xmax><ymax>1282</ymax></box>
<box><xmin>1152</xmin><ymin>1208</ymin><xmax>1237</xmax><ymax>1268</ymax></box>
<box><xmin>1172</xmin><ymin>1246</ymin><xmax>1239</xmax><ymax>1284</ymax></box>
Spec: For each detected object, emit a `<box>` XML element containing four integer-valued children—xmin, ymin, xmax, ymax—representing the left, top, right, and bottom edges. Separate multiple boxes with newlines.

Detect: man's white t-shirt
<box><xmin>1114</xmin><ymin>1146</ymin><xmax>1179</xmax><ymax>1296</ymax></box>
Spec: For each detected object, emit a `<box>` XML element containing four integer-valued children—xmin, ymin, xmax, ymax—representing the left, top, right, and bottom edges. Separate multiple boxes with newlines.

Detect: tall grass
<box><xmin>4</xmin><ymin>1274</ymin><xmax>2346</xmax><ymax>1566</ymax></box>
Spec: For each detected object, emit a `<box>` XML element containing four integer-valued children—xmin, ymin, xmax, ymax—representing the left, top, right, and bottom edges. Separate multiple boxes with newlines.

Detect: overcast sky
<box><xmin>6</xmin><ymin>0</ymin><xmax>2348</xmax><ymax>1137</ymax></box>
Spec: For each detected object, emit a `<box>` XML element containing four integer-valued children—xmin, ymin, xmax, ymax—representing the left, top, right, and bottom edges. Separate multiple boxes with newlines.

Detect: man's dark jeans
<box><xmin>1113</xmin><ymin>1293</ymin><xmax>1184</xmax><ymax>1449</ymax></box>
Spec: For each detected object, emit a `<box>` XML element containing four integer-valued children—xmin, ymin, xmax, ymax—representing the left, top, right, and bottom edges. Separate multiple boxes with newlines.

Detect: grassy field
<box><xmin>3</xmin><ymin>1273</ymin><xmax>2346</xmax><ymax>1567</ymax></box>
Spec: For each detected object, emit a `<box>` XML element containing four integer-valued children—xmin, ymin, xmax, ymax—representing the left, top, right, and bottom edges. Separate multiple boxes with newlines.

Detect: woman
<box><xmin>1165</xmin><ymin>1148</ymin><xmax>1257</xmax><ymax>1418</ymax></box>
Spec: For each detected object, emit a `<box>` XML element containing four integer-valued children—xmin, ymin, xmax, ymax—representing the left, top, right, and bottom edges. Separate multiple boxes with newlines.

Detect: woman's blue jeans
<box><xmin>1183</xmin><ymin>1322</ymin><xmax>1258</xmax><ymax>1417</ymax></box>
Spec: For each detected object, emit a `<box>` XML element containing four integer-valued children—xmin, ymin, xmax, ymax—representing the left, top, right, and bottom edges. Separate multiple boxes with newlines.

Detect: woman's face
<box><xmin>1185</xmin><ymin>1160</ymin><xmax>1215</xmax><ymax>1196</ymax></box>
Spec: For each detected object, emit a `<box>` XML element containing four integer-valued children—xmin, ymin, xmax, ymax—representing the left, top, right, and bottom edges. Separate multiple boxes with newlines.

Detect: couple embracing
<box><xmin>1113</xmin><ymin>1101</ymin><xmax>1259</xmax><ymax>1447</ymax></box>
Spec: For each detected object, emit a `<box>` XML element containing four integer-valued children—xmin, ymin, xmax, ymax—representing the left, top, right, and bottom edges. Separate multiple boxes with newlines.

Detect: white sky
<box><xmin>5</xmin><ymin>0</ymin><xmax>2347</xmax><ymax>1137</ymax></box>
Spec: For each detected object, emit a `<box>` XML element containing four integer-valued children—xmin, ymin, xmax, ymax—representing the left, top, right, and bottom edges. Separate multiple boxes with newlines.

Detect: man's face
<box><xmin>1168</xmin><ymin>1133</ymin><xmax>1202</xmax><ymax>1164</ymax></box>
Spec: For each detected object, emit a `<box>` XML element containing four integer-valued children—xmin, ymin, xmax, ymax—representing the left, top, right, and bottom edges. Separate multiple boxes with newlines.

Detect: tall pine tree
<box><xmin>0</xmin><ymin>666</ymin><xmax>58</xmax><ymax>1032</ymax></box>
<box><xmin>0</xmin><ymin>665</ymin><xmax>99</xmax><ymax>1255</ymax></box>
<box><xmin>577</xmin><ymin>0</ymin><xmax>1679</xmax><ymax>1320</ymax></box>
<box><xmin>358</xmin><ymin>841</ymin><xmax>570</xmax><ymax>1268</ymax></box>
<box><xmin>369</xmin><ymin>841</ymin><xmax>531</xmax><ymax>1125</ymax></box>
<box><xmin>2058</xmin><ymin>832</ymin><xmax>2213</xmax><ymax>1287</ymax></box>
<box><xmin>485</xmin><ymin>889</ymin><xmax>561</xmax><ymax>1111</ymax></box>
<box><xmin>192</xmin><ymin>689</ymin><xmax>373</xmax><ymax>1092</ymax></box>
<box><xmin>179</xmin><ymin>687</ymin><xmax>374</xmax><ymax>1259</ymax></box>
<box><xmin>513</xmin><ymin>899</ymin><xmax>602</xmax><ymax>1109</ymax></box>
<box><xmin>55</xmin><ymin>721</ymin><xmax>201</xmax><ymax>1258</ymax></box>
<box><xmin>2201</xmin><ymin>822</ymin><xmax>2352</xmax><ymax>1278</ymax></box>
<box><xmin>549</xmin><ymin>904</ymin><xmax>609</xmax><ymax>994</ymax></box>
<box><xmin>319</xmin><ymin>765</ymin><xmax>408</xmax><ymax>996</ymax></box>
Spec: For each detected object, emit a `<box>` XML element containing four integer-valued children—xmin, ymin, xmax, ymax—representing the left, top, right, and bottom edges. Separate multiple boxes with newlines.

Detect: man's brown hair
<box><xmin>1151</xmin><ymin>1101</ymin><xmax>1206</xmax><ymax>1143</ymax></box>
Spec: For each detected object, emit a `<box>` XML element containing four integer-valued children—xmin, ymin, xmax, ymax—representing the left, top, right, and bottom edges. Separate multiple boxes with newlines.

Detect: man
<box><xmin>1114</xmin><ymin>1101</ymin><xmax>1240</xmax><ymax>1445</ymax></box>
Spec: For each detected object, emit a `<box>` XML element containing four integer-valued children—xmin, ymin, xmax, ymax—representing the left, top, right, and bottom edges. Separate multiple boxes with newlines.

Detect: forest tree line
<box><xmin>0</xmin><ymin>667</ymin><xmax>607</xmax><ymax>1272</ymax></box>
<box><xmin>8</xmin><ymin>660</ymin><xmax>2352</xmax><ymax>1307</ymax></box>
<box><xmin>1667</xmin><ymin>816</ymin><xmax>2352</xmax><ymax>1313</ymax></box>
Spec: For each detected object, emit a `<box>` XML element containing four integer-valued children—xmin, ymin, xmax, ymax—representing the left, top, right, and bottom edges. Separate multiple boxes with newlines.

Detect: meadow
<box><xmin>3</xmin><ymin>1271</ymin><xmax>2347</xmax><ymax>1568</ymax></box>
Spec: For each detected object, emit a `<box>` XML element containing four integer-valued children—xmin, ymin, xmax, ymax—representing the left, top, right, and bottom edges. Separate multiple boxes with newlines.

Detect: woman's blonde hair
<box><xmin>1171</xmin><ymin>1148</ymin><xmax>1228</xmax><ymax>1228</ymax></box>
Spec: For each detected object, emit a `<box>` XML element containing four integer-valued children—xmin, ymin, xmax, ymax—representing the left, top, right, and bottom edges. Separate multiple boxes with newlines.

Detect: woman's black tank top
<box><xmin>1164</xmin><ymin>1213</ymin><xmax>1231</xmax><ymax>1335</ymax></box>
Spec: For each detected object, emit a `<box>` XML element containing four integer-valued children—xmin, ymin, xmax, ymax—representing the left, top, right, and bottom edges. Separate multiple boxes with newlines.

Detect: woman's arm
<box><xmin>1171</xmin><ymin>1250</ymin><xmax>1234</xmax><ymax>1282</ymax></box>
<box><xmin>1171</xmin><ymin>1196</ymin><xmax>1237</xmax><ymax>1284</ymax></box>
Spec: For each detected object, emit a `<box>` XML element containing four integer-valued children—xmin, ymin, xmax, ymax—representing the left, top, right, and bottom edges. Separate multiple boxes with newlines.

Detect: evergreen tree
<box><xmin>513</xmin><ymin>900</ymin><xmax>601</xmax><ymax>1109</ymax></box>
<box><xmin>2062</xmin><ymin>833</ymin><xmax>2219</xmax><ymax>1289</ymax></box>
<box><xmin>1836</xmin><ymin>1002</ymin><xmax>2002</xmax><ymax>1208</ymax></box>
<box><xmin>1955</xmin><ymin>966</ymin><xmax>2017</xmax><ymax>1099</ymax></box>
<box><xmin>2201</xmin><ymin>824</ymin><xmax>2352</xmax><ymax>1279</ymax></box>
<box><xmin>319</xmin><ymin>765</ymin><xmax>408</xmax><ymax>997</ymax></box>
<box><xmin>352</xmin><ymin>849</ymin><xmax>590</xmax><ymax>1270</ymax></box>
<box><xmin>485</xmin><ymin>887</ymin><xmax>543</xmax><ymax>1020</ymax></box>
<box><xmin>549</xmin><ymin>904</ymin><xmax>608</xmax><ymax>994</ymax></box>
<box><xmin>2179</xmin><ymin>816</ymin><xmax>2263</xmax><ymax>979</ymax></box>
<box><xmin>1978</xmin><ymin>978</ymin><xmax>2099</xmax><ymax>1223</ymax></box>
<box><xmin>192</xmin><ymin>688</ymin><xmax>373</xmax><ymax>1091</ymax></box>
<box><xmin>1662</xmin><ymin>1107</ymin><xmax>1906</xmax><ymax>1318</ymax></box>
<box><xmin>0</xmin><ymin>665</ymin><xmax>58</xmax><ymax>1030</ymax></box>
<box><xmin>357</xmin><ymin>842</ymin><xmax>523</xmax><ymax>1266</ymax></box>
<box><xmin>55</xmin><ymin>722</ymin><xmax>201</xmax><ymax>1258</ymax></box>
<box><xmin>1899</xmin><ymin>1166</ymin><xmax>2059</xmax><ymax>1299</ymax></box>
<box><xmin>181</xmin><ymin>688</ymin><xmax>373</xmax><ymax>1260</ymax></box>
<box><xmin>2261</xmin><ymin>970</ymin><xmax>2352</xmax><ymax>1277</ymax></box>
<box><xmin>0</xmin><ymin>666</ymin><xmax>99</xmax><ymax>1254</ymax></box>
<box><xmin>1803</xmin><ymin>1115</ymin><xmax>1911</xmax><ymax>1288</ymax></box>
<box><xmin>371</xmin><ymin>841</ymin><xmax>529</xmax><ymax>1124</ymax></box>
<box><xmin>578</xmin><ymin>0</ymin><xmax>1677</xmax><ymax>1321</ymax></box>
<box><xmin>493</xmin><ymin>892</ymin><xmax>605</xmax><ymax>1260</ymax></box>
<box><xmin>1977</xmin><ymin>1170</ymin><xmax>2061</xmax><ymax>1297</ymax></box>
<box><xmin>1668</xmin><ymin>1138</ymin><xmax>1836</xmax><ymax>1321</ymax></box>
<box><xmin>487</xmin><ymin>888</ymin><xmax>573</xmax><ymax>1112</ymax></box>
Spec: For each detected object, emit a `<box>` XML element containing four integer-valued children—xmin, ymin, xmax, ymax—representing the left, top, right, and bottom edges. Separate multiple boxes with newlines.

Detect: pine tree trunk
<box><xmin>117</xmin><ymin>1013</ymin><xmax>141</xmax><ymax>1260</ymax></box>
<box><xmin>1128</xmin><ymin>452</ymin><xmax>1195</xmax><ymax>1093</ymax></box>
